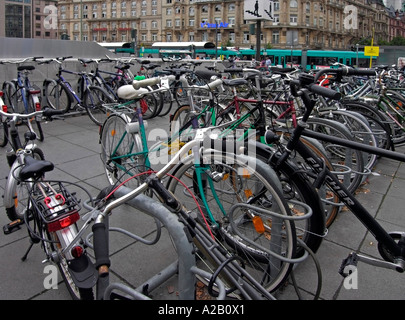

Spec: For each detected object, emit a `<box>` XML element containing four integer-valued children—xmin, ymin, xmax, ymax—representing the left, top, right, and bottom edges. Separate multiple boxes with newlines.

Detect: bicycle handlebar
<box><xmin>313</xmin><ymin>67</ymin><xmax>376</xmax><ymax>81</ymax></box>
<box><xmin>290</xmin><ymin>78</ymin><xmax>342</xmax><ymax>100</ymax></box>
<box><xmin>0</xmin><ymin>107</ymin><xmax>65</xmax><ymax>120</ymax></box>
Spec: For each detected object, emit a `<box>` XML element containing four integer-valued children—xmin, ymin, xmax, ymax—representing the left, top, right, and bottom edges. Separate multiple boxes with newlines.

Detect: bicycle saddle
<box><xmin>19</xmin><ymin>156</ymin><xmax>54</xmax><ymax>180</ymax></box>
<box><xmin>17</xmin><ymin>65</ymin><xmax>35</xmax><ymax>72</ymax></box>
<box><xmin>222</xmin><ymin>78</ymin><xmax>248</xmax><ymax>86</ymax></box>
<box><xmin>117</xmin><ymin>85</ymin><xmax>149</xmax><ymax>100</ymax></box>
<box><xmin>195</xmin><ymin>69</ymin><xmax>221</xmax><ymax>81</ymax></box>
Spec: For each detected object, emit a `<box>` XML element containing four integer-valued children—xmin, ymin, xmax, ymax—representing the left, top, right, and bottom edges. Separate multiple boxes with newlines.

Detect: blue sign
<box><xmin>200</xmin><ymin>22</ymin><xmax>229</xmax><ymax>28</ymax></box>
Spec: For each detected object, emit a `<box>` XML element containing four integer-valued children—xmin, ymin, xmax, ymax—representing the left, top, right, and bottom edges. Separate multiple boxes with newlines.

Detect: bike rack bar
<box><xmin>113</xmin><ymin>186</ymin><xmax>196</xmax><ymax>300</ymax></box>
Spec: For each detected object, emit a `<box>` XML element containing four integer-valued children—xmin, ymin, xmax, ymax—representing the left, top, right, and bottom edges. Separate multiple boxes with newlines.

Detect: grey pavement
<box><xmin>0</xmin><ymin>113</ymin><xmax>404</xmax><ymax>300</ymax></box>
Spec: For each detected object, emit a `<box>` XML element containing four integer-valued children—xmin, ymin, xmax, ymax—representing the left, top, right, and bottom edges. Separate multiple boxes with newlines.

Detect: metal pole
<box><xmin>256</xmin><ymin>20</ymin><xmax>261</xmax><ymax>61</ymax></box>
<box><xmin>215</xmin><ymin>23</ymin><xmax>218</xmax><ymax>59</ymax></box>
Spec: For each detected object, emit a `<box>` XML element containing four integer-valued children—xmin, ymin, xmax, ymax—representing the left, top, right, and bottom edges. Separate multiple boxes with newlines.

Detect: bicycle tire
<box><xmin>250</xmin><ymin>141</ymin><xmax>326</xmax><ymax>254</ymax></box>
<box><xmin>83</xmin><ymin>86</ymin><xmax>115</xmax><ymax>126</ymax></box>
<box><xmin>2</xmin><ymin>81</ymin><xmax>18</xmax><ymax>113</ymax></box>
<box><xmin>0</xmin><ymin>119</ymin><xmax>8</xmax><ymax>147</ymax></box>
<box><xmin>156</xmin><ymin>89</ymin><xmax>173</xmax><ymax>117</ymax></box>
<box><xmin>321</xmin><ymin>110</ymin><xmax>378</xmax><ymax>172</ymax></box>
<box><xmin>100</xmin><ymin>114</ymin><xmax>147</xmax><ymax>188</ymax></box>
<box><xmin>306</xmin><ymin>117</ymin><xmax>365</xmax><ymax>193</ymax></box>
<box><xmin>5</xmin><ymin>147</ymin><xmax>45</xmax><ymax>221</ymax></box>
<box><xmin>43</xmin><ymin>80</ymin><xmax>72</xmax><ymax>111</ymax></box>
<box><xmin>343</xmin><ymin>101</ymin><xmax>393</xmax><ymax>150</ymax></box>
<box><xmin>167</xmin><ymin>152</ymin><xmax>297</xmax><ymax>293</ymax></box>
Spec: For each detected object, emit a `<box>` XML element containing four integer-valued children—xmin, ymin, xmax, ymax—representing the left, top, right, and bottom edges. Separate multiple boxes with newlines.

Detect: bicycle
<box><xmin>1</xmin><ymin>107</ymin><xmax>99</xmax><ymax>300</ymax></box>
<box><xmin>99</xmin><ymin>77</ymin><xmax>317</xmax><ymax>294</ymax></box>
<box><xmin>264</xmin><ymin>67</ymin><xmax>405</xmax><ymax>280</ymax></box>
<box><xmin>1</xmin><ymin>57</ymin><xmax>45</xmax><ymax>142</ymax></box>
<box><xmin>41</xmin><ymin>57</ymin><xmax>115</xmax><ymax>126</ymax></box>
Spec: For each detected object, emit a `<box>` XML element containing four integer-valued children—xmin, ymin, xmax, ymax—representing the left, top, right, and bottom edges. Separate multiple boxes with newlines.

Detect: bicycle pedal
<box><xmin>338</xmin><ymin>252</ymin><xmax>358</xmax><ymax>278</ymax></box>
<box><xmin>3</xmin><ymin>219</ymin><xmax>25</xmax><ymax>235</ymax></box>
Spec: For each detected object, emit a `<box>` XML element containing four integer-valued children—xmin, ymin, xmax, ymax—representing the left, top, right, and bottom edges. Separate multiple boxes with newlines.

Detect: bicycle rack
<box><xmin>84</xmin><ymin>186</ymin><xmax>227</xmax><ymax>300</ymax></box>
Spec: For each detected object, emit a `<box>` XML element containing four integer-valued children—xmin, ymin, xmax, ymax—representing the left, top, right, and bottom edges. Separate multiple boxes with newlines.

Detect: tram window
<box><xmin>346</xmin><ymin>58</ymin><xmax>350</xmax><ymax>66</ymax></box>
<box><xmin>308</xmin><ymin>57</ymin><xmax>323</xmax><ymax>65</ymax></box>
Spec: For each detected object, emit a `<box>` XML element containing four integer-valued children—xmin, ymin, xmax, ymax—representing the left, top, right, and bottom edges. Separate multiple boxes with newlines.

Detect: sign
<box><xmin>244</xmin><ymin>0</ymin><xmax>274</xmax><ymax>21</ymax></box>
<box><xmin>364</xmin><ymin>46</ymin><xmax>379</xmax><ymax>57</ymax></box>
<box><xmin>200</xmin><ymin>22</ymin><xmax>229</xmax><ymax>28</ymax></box>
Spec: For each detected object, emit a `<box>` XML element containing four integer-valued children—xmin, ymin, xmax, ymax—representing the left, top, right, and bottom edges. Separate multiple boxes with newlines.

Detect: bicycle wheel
<box><xmin>167</xmin><ymin>153</ymin><xmax>298</xmax><ymax>293</ymax></box>
<box><xmin>140</xmin><ymin>92</ymin><xmax>159</xmax><ymax>120</ymax></box>
<box><xmin>323</xmin><ymin>110</ymin><xmax>378</xmax><ymax>172</ymax></box>
<box><xmin>83</xmin><ymin>86</ymin><xmax>115</xmax><ymax>126</ymax></box>
<box><xmin>0</xmin><ymin>118</ymin><xmax>8</xmax><ymax>147</ymax></box>
<box><xmin>306</xmin><ymin>117</ymin><xmax>365</xmax><ymax>193</ymax></box>
<box><xmin>251</xmin><ymin>141</ymin><xmax>326</xmax><ymax>254</ymax></box>
<box><xmin>5</xmin><ymin>147</ymin><xmax>45</xmax><ymax>221</ymax></box>
<box><xmin>26</xmin><ymin>93</ymin><xmax>45</xmax><ymax>142</ymax></box>
<box><xmin>100</xmin><ymin>114</ymin><xmax>147</xmax><ymax>188</ymax></box>
<box><xmin>43</xmin><ymin>80</ymin><xmax>72</xmax><ymax>111</ymax></box>
<box><xmin>2</xmin><ymin>81</ymin><xmax>18</xmax><ymax>113</ymax></box>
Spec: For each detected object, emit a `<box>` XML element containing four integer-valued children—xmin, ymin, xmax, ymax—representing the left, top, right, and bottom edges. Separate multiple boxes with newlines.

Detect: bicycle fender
<box><xmin>68</xmin><ymin>254</ymin><xmax>98</xmax><ymax>289</ymax></box>
<box><xmin>3</xmin><ymin>161</ymin><xmax>21</xmax><ymax>209</ymax></box>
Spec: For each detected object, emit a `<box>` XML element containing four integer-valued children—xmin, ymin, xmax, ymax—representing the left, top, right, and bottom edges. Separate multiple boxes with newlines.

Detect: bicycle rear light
<box><xmin>35</xmin><ymin>102</ymin><xmax>41</xmax><ymax>111</ymax></box>
<box><xmin>71</xmin><ymin>245</ymin><xmax>84</xmax><ymax>258</ymax></box>
<box><xmin>2</xmin><ymin>105</ymin><xmax>6</xmax><ymax>113</ymax></box>
<box><xmin>47</xmin><ymin>210</ymin><xmax>80</xmax><ymax>232</ymax></box>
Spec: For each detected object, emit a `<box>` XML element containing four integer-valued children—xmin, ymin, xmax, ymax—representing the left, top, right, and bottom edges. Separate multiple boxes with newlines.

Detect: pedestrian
<box><xmin>265</xmin><ymin>56</ymin><xmax>272</xmax><ymax>70</ymax></box>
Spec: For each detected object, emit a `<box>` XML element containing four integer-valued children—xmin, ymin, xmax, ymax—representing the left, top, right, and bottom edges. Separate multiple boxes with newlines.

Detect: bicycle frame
<box><xmin>272</xmin><ymin>86</ymin><xmax>405</xmax><ymax>272</ymax></box>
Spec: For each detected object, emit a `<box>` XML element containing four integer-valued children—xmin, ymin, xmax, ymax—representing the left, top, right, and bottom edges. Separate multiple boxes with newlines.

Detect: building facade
<box><xmin>0</xmin><ymin>0</ymin><xmax>58</xmax><ymax>39</ymax></box>
<box><xmin>0</xmin><ymin>0</ymin><xmax>398</xmax><ymax>51</ymax></box>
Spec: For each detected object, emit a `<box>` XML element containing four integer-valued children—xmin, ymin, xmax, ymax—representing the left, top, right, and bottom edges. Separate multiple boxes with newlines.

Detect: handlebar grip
<box><xmin>42</xmin><ymin>108</ymin><xmax>65</xmax><ymax>117</ymax></box>
<box><xmin>344</xmin><ymin>68</ymin><xmax>376</xmax><ymax>76</ymax></box>
<box><xmin>308</xmin><ymin>83</ymin><xmax>341</xmax><ymax>100</ymax></box>
<box><xmin>132</xmin><ymin>77</ymin><xmax>161</xmax><ymax>89</ymax></box>
<box><xmin>92</xmin><ymin>223</ymin><xmax>111</xmax><ymax>270</ymax></box>
<box><xmin>223</xmin><ymin>68</ymin><xmax>243</xmax><ymax>73</ymax></box>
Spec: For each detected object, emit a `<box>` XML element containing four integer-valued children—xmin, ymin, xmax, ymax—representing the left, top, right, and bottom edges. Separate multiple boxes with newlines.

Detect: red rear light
<box><xmin>2</xmin><ymin>105</ymin><xmax>7</xmax><ymax>113</ymax></box>
<box><xmin>71</xmin><ymin>245</ymin><xmax>84</xmax><ymax>258</ymax></box>
<box><xmin>35</xmin><ymin>102</ymin><xmax>41</xmax><ymax>111</ymax></box>
<box><xmin>47</xmin><ymin>211</ymin><xmax>80</xmax><ymax>232</ymax></box>
<box><xmin>0</xmin><ymin>91</ymin><xmax>3</xmax><ymax>97</ymax></box>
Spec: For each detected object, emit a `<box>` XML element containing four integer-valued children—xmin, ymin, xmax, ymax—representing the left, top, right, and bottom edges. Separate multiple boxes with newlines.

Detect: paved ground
<box><xmin>0</xmin><ymin>112</ymin><xmax>404</xmax><ymax>300</ymax></box>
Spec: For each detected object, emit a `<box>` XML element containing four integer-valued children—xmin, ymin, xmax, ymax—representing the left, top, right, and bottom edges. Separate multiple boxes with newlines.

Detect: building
<box><xmin>0</xmin><ymin>0</ymin><xmax>59</xmax><ymax>39</ymax></box>
<box><xmin>0</xmin><ymin>0</ymin><xmax>398</xmax><ymax>51</ymax></box>
<box><xmin>58</xmin><ymin>0</ymin><xmax>161</xmax><ymax>43</ymax></box>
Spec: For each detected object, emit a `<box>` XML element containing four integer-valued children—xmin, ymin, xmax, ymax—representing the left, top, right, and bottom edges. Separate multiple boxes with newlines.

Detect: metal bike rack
<box><xmin>84</xmin><ymin>185</ymin><xmax>227</xmax><ymax>300</ymax></box>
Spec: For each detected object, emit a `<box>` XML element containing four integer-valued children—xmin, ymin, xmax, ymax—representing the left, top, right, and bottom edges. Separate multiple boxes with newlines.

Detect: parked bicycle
<box><xmin>264</xmin><ymin>67</ymin><xmax>405</xmax><ymax>278</ymax></box>
<box><xmin>1</xmin><ymin>57</ymin><xmax>45</xmax><ymax>141</ymax></box>
<box><xmin>0</xmin><ymin>107</ymin><xmax>99</xmax><ymax>300</ymax></box>
<box><xmin>40</xmin><ymin>57</ymin><xmax>115</xmax><ymax>126</ymax></box>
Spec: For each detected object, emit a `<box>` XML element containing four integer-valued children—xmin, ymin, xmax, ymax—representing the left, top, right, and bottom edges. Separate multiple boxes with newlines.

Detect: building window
<box><xmin>272</xmin><ymin>31</ymin><xmax>279</xmax><ymax>44</ymax></box>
